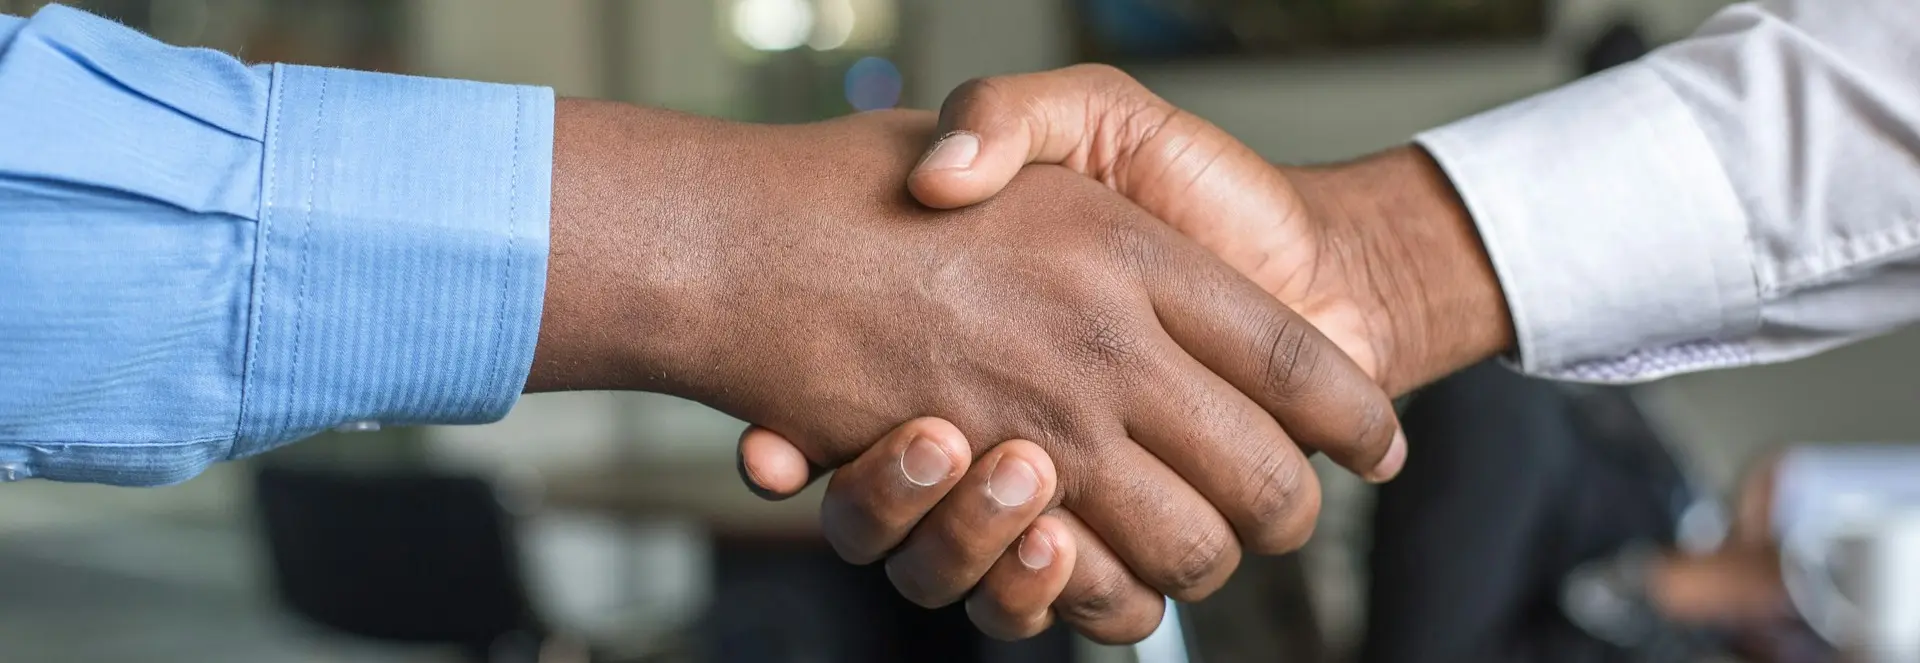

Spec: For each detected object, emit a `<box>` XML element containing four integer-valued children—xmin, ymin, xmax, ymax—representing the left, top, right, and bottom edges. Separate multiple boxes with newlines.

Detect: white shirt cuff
<box><xmin>1416</xmin><ymin>64</ymin><xmax>1760</xmax><ymax>382</ymax></box>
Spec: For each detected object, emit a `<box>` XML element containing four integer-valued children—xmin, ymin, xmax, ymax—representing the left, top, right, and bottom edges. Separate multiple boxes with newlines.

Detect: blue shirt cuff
<box><xmin>236</xmin><ymin>64</ymin><xmax>553</xmax><ymax>455</ymax></box>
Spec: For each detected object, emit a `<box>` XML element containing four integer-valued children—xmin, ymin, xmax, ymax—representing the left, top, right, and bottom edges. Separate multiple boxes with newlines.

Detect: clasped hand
<box><xmin>728</xmin><ymin>72</ymin><xmax>1409</xmax><ymax>644</ymax></box>
<box><xmin>535</xmin><ymin>65</ymin><xmax>1502</xmax><ymax>645</ymax></box>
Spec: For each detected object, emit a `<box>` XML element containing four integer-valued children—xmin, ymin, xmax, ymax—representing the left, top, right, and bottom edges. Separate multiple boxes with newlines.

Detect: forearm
<box><xmin>529</xmin><ymin>99</ymin><xmax>747</xmax><ymax>394</ymax></box>
<box><xmin>1284</xmin><ymin>147</ymin><xmax>1514</xmax><ymax>396</ymax></box>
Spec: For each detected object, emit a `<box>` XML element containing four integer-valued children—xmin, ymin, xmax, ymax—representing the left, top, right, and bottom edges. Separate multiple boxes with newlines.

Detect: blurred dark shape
<box><xmin>5</xmin><ymin>0</ymin><xmax>155</xmax><ymax>26</ymax></box>
<box><xmin>243</xmin><ymin>0</ymin><xmax>408</xmax><ymax>71</ymax></box>
<box><xmin>19</xmin><ymin>0</ymin><xmax>407</xmax><ymax>70</ymax></box>
<box><xmin>1583</xmin><ymin>21</ymin><xmax>1650</xmax><ymax>75</ymax></box>
<box><xmin>1362</xmin><ymin>363</ymin><xmax>1702</xmax><ymax>663</ymax></box>
<box><xmin>1180</xmin><ymin>554</ymin><xmax>1325</xmax><ymax>662</ymax></box>
<box><xmin>701</xmin><ymin>537</ymin><xmax>1074</xmax><ymax>663</ymax></box>
<box><xmin>1073</xmin><ymin>0</ymin><xmax>1548</xmax><ymax>63</ymax></box>
<box><xmin>37</xmin><ymin>0</ymin><xmax>148</xmax><ymax>25</ymax></box>
<box><xmin>254</xmin><ymin>465</ymin><xmax>553</xmax><ymax>662</ymax></box>
<box><xmin>1075</xmin><ymin>0</ymin><xmax>1238</xmax><ymax>61</ymax></box>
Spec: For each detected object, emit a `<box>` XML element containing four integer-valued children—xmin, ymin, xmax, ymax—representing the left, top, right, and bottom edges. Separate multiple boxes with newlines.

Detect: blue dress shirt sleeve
<box><xmin>0</xmin><ymin>6</ymin><xmax>553</xmax><ymax>486</ymax></box>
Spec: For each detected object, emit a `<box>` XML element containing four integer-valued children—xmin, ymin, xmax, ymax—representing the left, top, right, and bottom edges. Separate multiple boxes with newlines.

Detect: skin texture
<box><xmin>527</xmin><ymin>100</ymin><xmax>1402</xmax><ymax>643</ymax></box>
<box><xmin>737</xmin><ymin>65</ymin><xmax>1517</xmax><ymax>641</ymax></box>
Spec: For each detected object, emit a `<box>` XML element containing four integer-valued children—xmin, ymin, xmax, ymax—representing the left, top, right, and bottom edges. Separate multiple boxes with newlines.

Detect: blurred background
<box><xmin>5</xmin><ymin>1</ymin><xmax>1919</xmax><ymax>662</ymax></box>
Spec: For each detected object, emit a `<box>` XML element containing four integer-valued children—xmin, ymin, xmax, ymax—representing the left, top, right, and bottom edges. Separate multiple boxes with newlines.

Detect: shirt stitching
<box><xmin>482</xmin><ymin>91</ymin><xmax>522</xmax><ymax>408</ymax></box>
<box><xmin>0</xmin><ymin>437</ymin><xmax>231</xmax><ymax>449</ymax></box>
<box><xmin>285</xmin><ymin>69</ymin><xmax>328</xmax><ymax>435</ymax></box>
<box><xmin>1773</xmin><ymin>219</ymin><xmax>1920</xmax><ymax>292</ymax></box>
<box><xmin>235</xmin><ymin>64</ymin><xmax>285</xmax><ymax>454</ymax></box>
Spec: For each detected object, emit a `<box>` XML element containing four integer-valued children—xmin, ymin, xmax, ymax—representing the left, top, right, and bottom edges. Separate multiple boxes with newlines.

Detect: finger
<box><xmin>884</xmin><ymin>440</ymin><xmax>1058</xmax><ymax>608</ymax></box>
<box><xmin>965</xmin><ymin>514</ymin><xmax>1077</xmax><ymax>641</ymax></box>
<box><xmin>1125</xmin><ymin>333</ymin><xmax>1326</xmax><ymax>555</ymax></box>
<box><xmin>818</xmin><ymin>417</ymin><xmax>972</xmax><ymax>564</ymax></box>
<box><xmin>910</xmin><ymin>64</ymin><xmax>1155</xmax><ymax>209</ymax></box>
<box><xmin>1062</xmin><ymin>430</ymin><xmax>1242</xmax><ymax>602</ymax></box>
<box><xmin>737</xmin><ymin>425</ymin><xmax>823</xmax><ymax>499</ymax></box>
<box><xmin>1048</xmin><ymin>510</ymin><xmax>1169</xmax><ymax>645</ymax></box>
<box><xmin>1139</xmin><ymin>229</ymin><xmax>1407</xmax><ymax>484</ymax></box>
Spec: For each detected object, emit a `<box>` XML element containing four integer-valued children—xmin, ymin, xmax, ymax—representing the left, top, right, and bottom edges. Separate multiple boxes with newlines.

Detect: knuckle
<box><xmin>825</xmin><ymin>533</ymin><xmax>885</xmax><ymax>566</ymax></box>
<box><xmin>1159</xmin><ymin>525</ymin><xmax>1235</xmax><ymax>601</ymax></box>
<box><xmin>978</xmin><ymin>584</ymin><xmax>1047</xmax><ymax>638</ymax></box>
<box><xmin>1113</xmin><ymin>617</ymin><xmax>1163</xmax><ymax>645</ymax></box>
<box><xmin>1028</xmin><ymin>406</ymin><xmax>1082</xmax><ymax>456</ymax></box>
<box><xmin>929</xmin><ymin>511</ymin><xmax>998</xmax><ymax>570</ymax></box>
<box><xmin>891</xmin><ymin>517</ymin><xmax>1000</xmax><ymax>606</ymax></box>
<box><xmin>1066</xmin><ymin>63</ymin><xmax>1140</xmax><ymax>91</ymax></box>
<box><xmin>1070</xmin><ymin>301</ymin><xmax>1146</xmax><ymax>372</ymax></box>
<box><xmin>1101</xmin><ymin>212</ymin><xmax>1162</xmax><ymax>271</ymax></box>
<box><xmin>944</xmin><ymin>76</ymin><xmax>1014</xmax><ymax>123</ymax></box>
<box><xmin>1259</xmin><ymin>316</ymin><xmax>1325</xmax><ymax>404</ymax></box>
<box><xmin>1239</xmin><ymin>448</ymin><xmax>1304</xmax><ymax>545</ymax></box>
<box><xmin>1281</xmin><ymin>500</ymin><xmax>1322</xmax><ymax>553</ymax></box>
<box><xmin>965</xmin><ymin>596</ymin><xmax>1033</xmax><ymax>641</ymax></box>
<box><xmin>1055</xmin><ymin>565</ymin><xmax>1133</xmax><ymax>626</ymax></box>
<box><xmin>979</xmin><ymin>585</ymin><xmax>1022</xmax><ymax>620</ymax></box>
<box><xmin>885</xmin><ymin>555</ymin><xmax>957</xmax><ymax>609</ymax></box>
<box><xmin>1352</xmin><ymin>395</ymin><xmax>1395</xmax><ymax>456</ymax></box>
<box><xmin>1242</xmin><ymin>453</ymin><xmax>1320</xmax><ymax>554</ymax></box>
<box><xmin>818</xmin><ymin>494</ymin><xmax>888</xmax><ymax>564</ymax></box>
<box><xmin>819</xmin><ymin>465</ymin><xmax>921</xmax><ymax>564</ymax></box>
<box><xmin>1083</xmin><ymin>609</ymin><xmax>1162</xmax><ymax>646</ymax></box>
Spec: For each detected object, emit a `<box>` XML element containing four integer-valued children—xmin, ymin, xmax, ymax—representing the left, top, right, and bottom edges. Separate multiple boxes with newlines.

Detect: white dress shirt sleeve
<box><xmin>1416</xmin><ymin>0</ymin><xmax>1920</xmax><ymax>382</ymax></box>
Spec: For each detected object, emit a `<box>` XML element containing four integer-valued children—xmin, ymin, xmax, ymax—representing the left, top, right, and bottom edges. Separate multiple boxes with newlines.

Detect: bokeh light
<box><xmin>732</xmin><ymin>0</ymin><xmax>814</xmax><ymax>52</ymax></box>
<box><xmin>809</xmin><ymin>0</ymin><xmax>856</xmax><ymax>51</ymax></box>
<box><xmin>843</xmin><ymin>56</ymin><xmax>902</xmax><ymax>111</ymax></box>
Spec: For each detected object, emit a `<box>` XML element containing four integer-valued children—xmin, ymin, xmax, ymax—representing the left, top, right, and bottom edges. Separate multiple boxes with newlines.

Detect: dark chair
<box><xmin>700</xmin><ymin>535</ymin><xmax>1078</xmax><ymax>663</ymax></box>
<box><xmin>253</xmin><ymin>464</ymin><xmax>551</xmax><ymax>663</ymax></box>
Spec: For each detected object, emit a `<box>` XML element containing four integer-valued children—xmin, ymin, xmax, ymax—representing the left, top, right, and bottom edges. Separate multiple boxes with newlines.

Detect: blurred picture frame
<box><xmin>1072</xmin><ymin>0</ymin><xmax>1548</xmax><ymax>63</ymax></box>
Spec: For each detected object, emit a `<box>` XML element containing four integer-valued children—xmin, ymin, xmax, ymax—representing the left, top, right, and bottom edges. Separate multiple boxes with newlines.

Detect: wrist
<box><xmin>1287</xmin><ymin>146</ymin><xmax>1514</xmax><ymax>395</ymax></box>
<box><xmin>528</xmin><ymin>99</ymin><xmax>755</xmax><ymax>393</ymax></box>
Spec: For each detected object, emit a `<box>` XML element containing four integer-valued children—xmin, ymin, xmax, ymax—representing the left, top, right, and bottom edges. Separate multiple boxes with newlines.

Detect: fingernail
<box><xmin>987</xmin><ymin>457</ymin><xmax>1039</xmax><ymax>507</ymax></box>
<box><xmin>1018</xmin><ymin>530</ymin><xmax>1055</xmax><ymax>570</ymax></box>
<box><xmin>918</xmin><ymin>132</ymin><xmax>979</xmax><ymax>171</ymax></box>
<box><xmin>1368</xmin><ymin>431</ymin><xmax>1408</xmax><ymax>483</ymax></box>
<box><xmin>901</xmin><ymin>436</ymin><xmax>953</xmax><ymax>487</ymax></box>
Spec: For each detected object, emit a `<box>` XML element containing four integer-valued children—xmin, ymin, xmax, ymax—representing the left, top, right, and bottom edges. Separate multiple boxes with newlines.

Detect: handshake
<box><xmin>530</xmin><ymin>65</ymin><xmax>1515</xmax><ymax>643</ymax></box>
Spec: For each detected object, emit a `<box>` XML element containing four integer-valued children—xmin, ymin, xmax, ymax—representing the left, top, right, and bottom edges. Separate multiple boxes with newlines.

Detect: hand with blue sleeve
<box><xmin>1</xmin><ymin>8</ymin><xmax>1401</xmax><ymax>648</ymax></box>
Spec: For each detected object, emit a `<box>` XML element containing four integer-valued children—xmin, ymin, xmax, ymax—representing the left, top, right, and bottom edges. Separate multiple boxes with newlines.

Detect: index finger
<box><xmin>1150</xmin><ymin>235</ymin><xmax>1407</xmax><ymax>483</ymax></box>
<box><xmin>1123</xmin><ymin>217</ymin><xmax>1407</xmax><ymax>490</ymax></box>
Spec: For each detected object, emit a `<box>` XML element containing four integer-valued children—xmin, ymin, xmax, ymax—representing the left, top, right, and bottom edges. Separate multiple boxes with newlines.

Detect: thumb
<box><xmin>909</xmin><ymin>65</ymin><xmax>1141</xmax><ymax>209</ymax></box>
<box><xmin>737</xmin><ymin>425</ymin><xmax>824</xmax><ymax>500</ymax></box>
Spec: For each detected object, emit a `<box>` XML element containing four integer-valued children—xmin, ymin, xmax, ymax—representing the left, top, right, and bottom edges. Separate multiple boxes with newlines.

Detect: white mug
<box><xmin>1774</xmin><ymin>445</ymin><xmax>1920</xmax><ymax>661</ymax></box>
<box><xmin>1863</xmin><ymin>512</ymin><xmax>1920</xmax><ymax>663</ymax></box>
